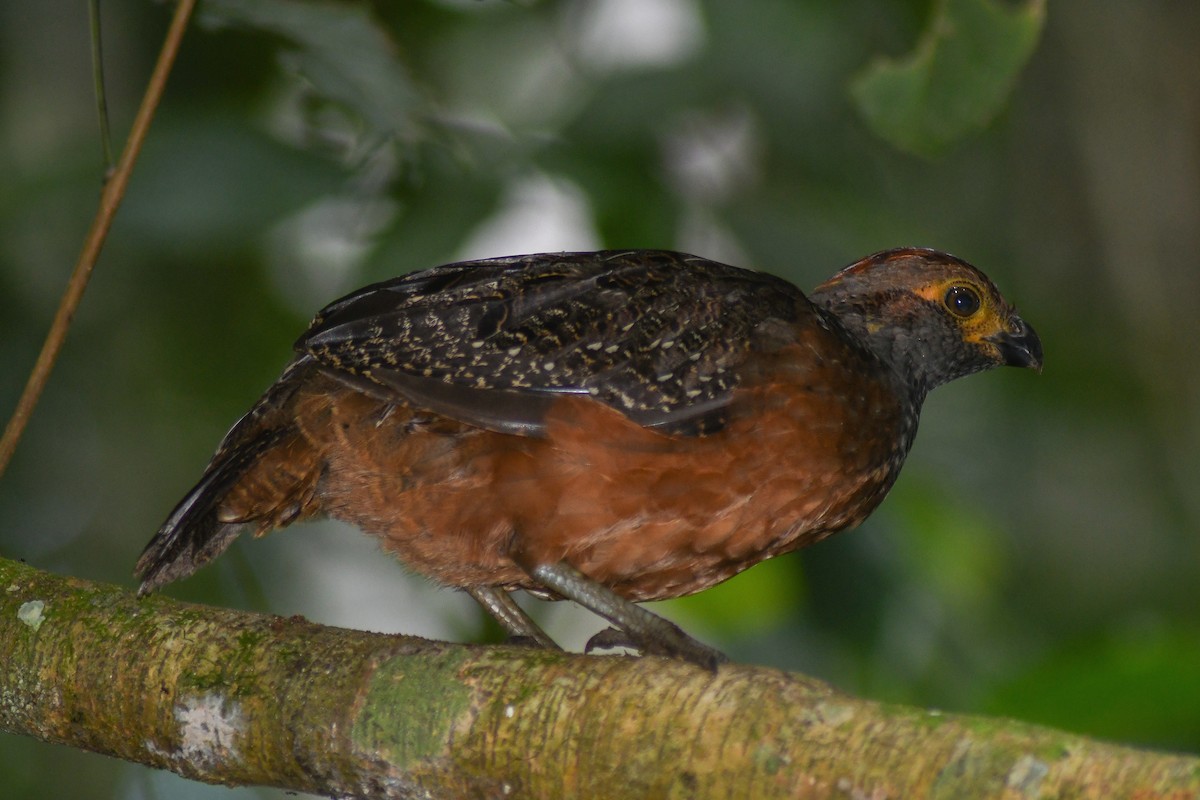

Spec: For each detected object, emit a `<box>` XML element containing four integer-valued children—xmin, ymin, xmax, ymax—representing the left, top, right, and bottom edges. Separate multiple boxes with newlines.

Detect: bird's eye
<box><xmin>944</xmin><ymin>285</ymin><xmax>981</xmax><ymax>318</ymax></box>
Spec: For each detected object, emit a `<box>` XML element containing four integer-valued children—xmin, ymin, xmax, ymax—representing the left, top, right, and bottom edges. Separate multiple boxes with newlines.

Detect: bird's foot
<box><xmin>525</xmin><ymin>561</ymin><xmax>727</xmax><ymax>672</ymax></box>
<box><xmin>466</xmin><ymin>585</ymin><xmax>561</xmax><ymax>650</ymax></box>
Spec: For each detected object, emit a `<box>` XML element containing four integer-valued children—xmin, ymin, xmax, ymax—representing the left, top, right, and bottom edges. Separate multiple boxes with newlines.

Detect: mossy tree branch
<box><xmin>1</xmin><ymin>556</ymin><xmax>1196</xmax><ymax>799</ymax></box>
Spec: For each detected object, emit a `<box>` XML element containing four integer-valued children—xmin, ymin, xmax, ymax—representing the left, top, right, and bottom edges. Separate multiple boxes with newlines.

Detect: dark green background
<box><xmin>2</xmin><ymin>2</ymin><xmax>1197</xmax><ymax>798</ymax></box>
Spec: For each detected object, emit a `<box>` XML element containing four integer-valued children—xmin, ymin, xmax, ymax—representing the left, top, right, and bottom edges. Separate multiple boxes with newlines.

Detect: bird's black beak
<box><xmin>989</xmin><ymin>317</ymin><xmax>1043</xmax><ymax>373</ymax></box>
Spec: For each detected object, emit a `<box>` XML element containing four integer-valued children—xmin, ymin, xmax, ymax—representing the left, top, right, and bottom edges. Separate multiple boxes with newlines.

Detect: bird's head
<box><xmin>809</xmin><ymin>248</ymin><xmax>1043</xmax><ymax>396</ymax></box>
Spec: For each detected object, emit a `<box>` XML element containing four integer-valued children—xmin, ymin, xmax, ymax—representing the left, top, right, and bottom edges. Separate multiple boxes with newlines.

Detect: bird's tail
<box><xmin>134</xmin><ymin>358</ymin><xmax>323</xmax><ymax>595</ymax></box>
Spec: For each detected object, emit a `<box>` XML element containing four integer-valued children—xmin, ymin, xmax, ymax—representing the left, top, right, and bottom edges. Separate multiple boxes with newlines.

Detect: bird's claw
<box><xmin>585</xmin><ymin>626</ymin><xmax>637</xmax><ymax>653</ymax></box>
<box><xmin>586</xmin><ymin>625</ymin><xmax>728</xmax><ymax>672</ymax></box>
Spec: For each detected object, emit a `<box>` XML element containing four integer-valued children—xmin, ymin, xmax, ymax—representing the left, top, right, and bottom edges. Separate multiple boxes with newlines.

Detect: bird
<box><xmin>134</xmin><ymin>248</ymin><xmax>1042</xmax><ymax>670</ymax></box>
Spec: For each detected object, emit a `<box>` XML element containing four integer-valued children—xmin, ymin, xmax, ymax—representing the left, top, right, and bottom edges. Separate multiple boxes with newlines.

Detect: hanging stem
<box><xmin>0</xmin><ymin>0</ymin><xmax>198</xmax><ymax>479</ymax></box>
<box><xmin>88</xmin><ymin>0</ymin><xmax>116</xmax><ymax>173</ymax></box>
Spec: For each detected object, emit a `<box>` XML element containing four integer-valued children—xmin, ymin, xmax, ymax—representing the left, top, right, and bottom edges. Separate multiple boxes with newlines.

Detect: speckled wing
<box><xmin>298</xmin><ymin>250</ymin><xmax>809</xmax><ymax>437</ymax></box>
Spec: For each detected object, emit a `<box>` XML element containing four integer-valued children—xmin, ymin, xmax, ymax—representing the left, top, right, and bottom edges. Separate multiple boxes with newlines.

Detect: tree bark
<box><xmin>1</xmin><ymin>556</ymin><xmax>1196</xmax><ymax>799</ymax></box>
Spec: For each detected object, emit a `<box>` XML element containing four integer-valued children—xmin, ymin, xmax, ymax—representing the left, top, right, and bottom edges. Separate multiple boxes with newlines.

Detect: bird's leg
<box><xmin>525</xmin><ymin>561</ymin><xmax>727</xmax><ymax>671</ymax></box>
<box><xmin>465</xmin><ymin>586</ymin><xmax>561</xmax><ymax>650</ymax></box>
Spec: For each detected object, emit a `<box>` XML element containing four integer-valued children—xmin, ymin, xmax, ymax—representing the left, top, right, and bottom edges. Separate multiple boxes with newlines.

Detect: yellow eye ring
<box><xmin>944</xmin><ymin>285</ymin><xmax>981</xmax><ymax>318</ymax></box>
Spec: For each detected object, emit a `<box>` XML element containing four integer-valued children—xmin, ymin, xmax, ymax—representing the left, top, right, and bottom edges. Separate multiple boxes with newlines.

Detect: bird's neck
<box><xmin>808</xmin><ymin>297</ymin><xmax>940</xmax><ymax>401</ymax></box>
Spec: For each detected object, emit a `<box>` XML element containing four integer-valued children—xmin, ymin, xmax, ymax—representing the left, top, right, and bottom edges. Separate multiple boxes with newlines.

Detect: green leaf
<box><xmin>850</xmin><ymin>0</ymin><xmax>1045</xmax><ymax>156</ymax></box>
<box><xmin>200</xmin><ymin>0</ymin><xmax>422</xmax><ymax>146</ymax></box>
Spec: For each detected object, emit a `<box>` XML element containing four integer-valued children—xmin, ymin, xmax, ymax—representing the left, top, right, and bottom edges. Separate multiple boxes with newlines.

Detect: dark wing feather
<box><xmin>298</xmin><ymin>250</ymin><xmax>807</xmax><ymax>436</ymax></box>
<box><xmin>134</xmin><ymin>358</ymin><xmax>313</xmax><ymax>593</ymax></box>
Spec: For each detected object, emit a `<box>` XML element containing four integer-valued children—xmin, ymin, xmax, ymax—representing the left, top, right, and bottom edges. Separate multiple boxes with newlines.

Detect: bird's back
<box><xmin>300</xmin><ymin>250</ymin><xmax>812</xmax><ymax>437</ymax></box>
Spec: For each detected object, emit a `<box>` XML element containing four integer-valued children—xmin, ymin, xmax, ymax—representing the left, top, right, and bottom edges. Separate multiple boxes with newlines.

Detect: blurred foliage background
<box><xmin>2</xmin><ymin>1</ymin><xmax>1198</xmax><ymax>797</ymax></box>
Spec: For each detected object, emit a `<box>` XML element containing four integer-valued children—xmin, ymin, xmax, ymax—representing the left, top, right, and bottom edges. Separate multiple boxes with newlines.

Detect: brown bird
<box><xmin>135</xmin><ymin>248</ymin><xmax>1041</xmax><ymax>669</ymax></box>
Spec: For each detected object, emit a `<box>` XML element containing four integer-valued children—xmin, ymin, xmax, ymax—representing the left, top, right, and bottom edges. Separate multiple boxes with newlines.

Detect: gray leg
<box><xmin>526</xmin><ymin>561</ymin><xmax>726</xmax><ymax>671</ymax></box>
<box><xmin>466</xmin><ymin>586</ymin><xmax>561</xmax><ymax>650</ymax></box>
